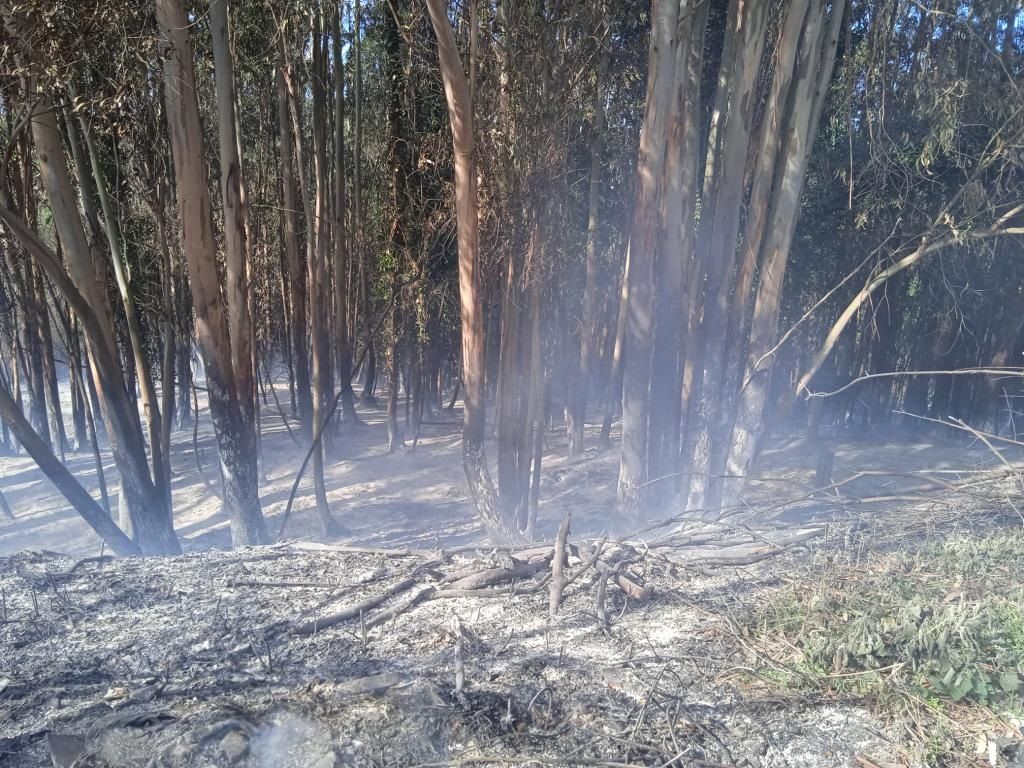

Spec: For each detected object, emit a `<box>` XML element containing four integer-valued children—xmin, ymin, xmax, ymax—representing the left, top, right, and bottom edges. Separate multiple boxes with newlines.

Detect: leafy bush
<box><xmin>752</xmin><ymin>532</ymin><xmax>1024</xmax><ymax>710</ymax></box>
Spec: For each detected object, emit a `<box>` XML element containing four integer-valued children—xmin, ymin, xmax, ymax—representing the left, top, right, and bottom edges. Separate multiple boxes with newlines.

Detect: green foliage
<box><xmin>749</xmin><ymin>532</ymin><xmax>1024</xmax><ymax>711</ymax></box>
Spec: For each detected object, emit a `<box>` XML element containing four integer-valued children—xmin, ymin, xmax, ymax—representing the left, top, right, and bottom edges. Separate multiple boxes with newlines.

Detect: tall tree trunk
<box><xmin>20</xmin><ymin>261</ymin><xmax>50</xmax><ymax>448</ymax></box>
<box><xmin>67</xmin><ymin>315</ymin><xmax>88</xmax><ymax>451</ymax></box>
<box><xmin>570</xmin><ymin>8</ymin><xmax>609</xmax><ymax>459</ymax></box>
<box><xmin>0</xmin><ymin>79</ymin><xmax>179</xmax><ymax>554</ymax></box>
<box><xmin>721</xmin><ymin>0</ymin><xmax>843</xmax><ymax>508</ymax></box>
<box><xmin>209</xmin><ymin>0</ymin><xmax>255</xmax><ymax>432</ymax></box>
<box><xmin>353</xmin><ymin>0</ymin><xmax>377</xmax><ymax>405</ymax></box>
<box><xmin>176</xmin><ymin>339</ymin><xmax>192</xmax><ymax>429</ymax></box>
<box><xmin>279</xmin><ymin>24</ymin><xmax>336</xmax><ymax>535</ymax></box>
<box><xmin>683</xmin><ymin>0</ymin><xmax>770</xmax><ymax>512</ymax></box>
<box><xmin>308</xmin><ymin>13</ymin><xmax>338</xmax><ymax>534</ymax></box>
<box><xmin>704</xmin><ymin>0</ymin><xmax>815</xmax><ymax>509</ymax></box>
<box><xmin>80</xmin><ymin>114</ymin><xmax>171</xmax><ymax>521</ymax></box>
<box><xmin>156</xmin><ymin>0</ymin><xmax>267</xmax><ymax>546</ymax></box>
<box><xmin>1</xmin><ymin>206</ymin><xmax>177</xmax><ymax>553</ymax></box>
<box><xmin>384</xmin><ymin>0</ymin><xmax>410</xmax><ymax>454</ymax></box>
<box><xmin>426</xmin><ymin>0</ymin><xmax>524</xmax><ymax>546</ymax></box>
<box><xmin>34</xmin><ymin>271</ymin><xmax>68</xmax><ymax>459</ymax></box>
<box><xmin>333</xmin><ymin>4</ymin><xmax>359</xmax><ymax>424</ymax></box>
<box><xmin>647</xmin><ymin>0</ymin><xmax>706</xmax><ymax>508</ymax></box>
<box><xmin>496</xmin><ymin>223</ymin><xmax>531</xmax><ymax>528</ymax></box>
<box><xmin>5</xmin><ymin>238</ymin><xmax>50</xmax><ymax>449</ymax></box>
<box><xmin>601</xmin><ymin>243</ymin><xmax>629</xmax><ymax>449</ymax></box>
<box><xmin>718</xmin><ymin>0</ymin><xmax>812</xmax><ymax>422</ymax></box>
<box><xmin>276</xmin><ymin>65</ymin><xmax>313</xmax><ymax>434</ymax></box>
<box><xmin>80</xmin><ymin>341</ymin><xmax>112</xmax><ymax>516</ymax></box>
<box><xmin>149</xmin><ymin>185</ymin><xmax>176</xmax><ymax>498</ymax></box>
<box><xmin>44</xmin><ymin>290</ymin><xmax>85</xmax><ymax>458</ymax></box>
<box><xmin>523</xmin><ymin>260</ymin><xmax>544</xmax><ymax>534</ymax></box>
<box><xmin>616</xmin><ymin>0</ymin><xmax>680</xmax><ymax>528</ymax></box>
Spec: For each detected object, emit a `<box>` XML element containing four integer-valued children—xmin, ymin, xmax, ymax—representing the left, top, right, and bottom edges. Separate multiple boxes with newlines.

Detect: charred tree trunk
<box><xmin>426</xmin><ymin>0</ymin><xmax>525</xmax><ymax>546</ymax></box>
<box><xmin>647</xmin><ymin>1</ymin><xmax>706</xmax><ymax>509</ymax></box>
<box><xmin>570</xmin><ymin>11</ymin><xmax>609</xmax><ymax>459</ymax></box>
<box><xmin>385</xmin><ymin>0</ymin><xmax>411</xmax><ymax>454</ymax></box>
<box><xmin>601</xmin><ymin>244</ymin><xmax>629</xmax><ymax>449</ymax></box>
<box><xmin>34</xmin><ymin>271</ymin><xmax>69</xmax><ymax>459</ymax></box>
<box><xmin>307</xmin><ymin>14</ymin><xmax>338</xmax><ymax>534</ymax></box>
<box><xmin>67</xmin><ymin>316</ymin><xmax>88</xmax><ymax>451</ymax></box>
<box><xmin>157</xmin><ymin>0</ymin><xmax>267</xmax><ymax>546</ymax></box>
<box><xmin>683</xmin><ymin>0</ymin><xmax>770</xmax><ymax>512</ymax></box>
<box><xmin>18</xmin><ymin>261</ymin><xmax>49</xmax><ymax>446</ymax></box>
<box><xmin>353</xmin><ymin>0</ymin><xmax>377</xmax><ymax>406</ymax></box>
<box><xmin>279</xmin><ymin>24</ymin><xmax>336</xmax><ymax>534</ymax></box>
<box><xmin>80</xmin><ymin>114</ymin><xmax>171</xmax><ymax>522</ymax></box>
<box><xmin>176</xmin><ymin>339</ymin><xmax>193</xmax><ymax>429</ymax></box>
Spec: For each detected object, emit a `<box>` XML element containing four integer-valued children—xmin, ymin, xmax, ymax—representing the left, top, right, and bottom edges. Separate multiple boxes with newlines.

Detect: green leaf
<box><xmin>999</xmin><ymin>668</ymin><xmax>1020</xmax><ymax>694</ymax></box>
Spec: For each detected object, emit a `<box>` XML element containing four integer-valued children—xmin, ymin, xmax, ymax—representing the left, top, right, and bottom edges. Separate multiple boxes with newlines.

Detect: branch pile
<box><xmin>284</xmin><ymin>519</ymin><xmax>652</xmax><ymax>639</ymax></box>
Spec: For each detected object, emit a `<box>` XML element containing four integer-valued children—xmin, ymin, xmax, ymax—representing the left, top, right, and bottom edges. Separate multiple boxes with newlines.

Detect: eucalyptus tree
<box><xmin>156</xmin><ymin>0</ymin><xmax>268</xmax><ymax>546</ymax></box>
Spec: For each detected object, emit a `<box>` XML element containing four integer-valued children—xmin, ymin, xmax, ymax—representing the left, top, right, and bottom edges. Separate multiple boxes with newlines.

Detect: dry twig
<box><xmin>549</xmin><ymin>512</ymin><xmax>571</xmax><ymax>618</ymax></box>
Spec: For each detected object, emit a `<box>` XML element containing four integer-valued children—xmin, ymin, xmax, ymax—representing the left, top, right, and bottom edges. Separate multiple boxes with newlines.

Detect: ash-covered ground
<box><xmin>6</xmin><ymin>395</ymin><xmax>1015</xmax><ymax>766</ymax></box>
<box><xmin>0</xmin><ymin>541</ymin><xmax>896</xmax><ymax>768</ymax></box>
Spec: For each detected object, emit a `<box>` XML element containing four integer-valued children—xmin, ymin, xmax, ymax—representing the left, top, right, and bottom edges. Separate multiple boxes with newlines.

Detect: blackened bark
<box><xmin>157</xmin><ymin>0</ymin><xmax>267</xmax><ymax>546</ymax></box>
<box><xmin>426</xmin><ymin>0</ymin><xmax>525</xmax><ymax>547</ymax></box>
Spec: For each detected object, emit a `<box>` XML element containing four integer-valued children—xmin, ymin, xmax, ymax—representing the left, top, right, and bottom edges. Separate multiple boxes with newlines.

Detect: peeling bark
<box><xmin>426</xmin><ymin>0</ymin><xmax>525</xmax><ymax>547</ymax></box>
<box><xmin>157</xmin><ymin>0</ymin><xmax>267</xmax><ymax>546</ymax></box>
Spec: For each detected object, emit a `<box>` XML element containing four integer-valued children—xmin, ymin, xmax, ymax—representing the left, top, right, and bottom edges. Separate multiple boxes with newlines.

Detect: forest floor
<box><xmin>1</xmin><ymin>380</ymin><xmax>1017</xmax><ymax>557</ymax></box>
<box><xmin>2</xmin><ymin>385</ymin><xmax>1024</xmax><ymax>766</ymax></box>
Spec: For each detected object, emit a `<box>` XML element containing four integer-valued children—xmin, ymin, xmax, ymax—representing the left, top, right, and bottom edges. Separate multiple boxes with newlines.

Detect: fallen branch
<box><xmin>563</xmin><ymin>536</ymin><xmax>608</xmax><ymax>589</ymax></box>
<box><xmin>286</xmin><ymin>541</ymin><xmax>440</xmax><ymax>559</ymax></box>
<box><xmin>225</xmin><ymin>578</ymin><xmax>344</xmax><ymax>589</ymax></box>
<box><xmin>365</xmin><ymin>585</ymin><xmax>437</xmax><ymax>629</ymax></box>
<box><xmin>335</xmin><ymin>672</ymin><xmax>414</xmax><ymax>697</ymax></box>
<box><xmin>672</xmin><ymin>526</ymin><xmax>824</xmax><ymax>567</ymax></box>
<box><xmin>433</xmin><ymin>576</ymin><xmax>551</xmax><ymax>599</ymax></box>
<box><xmin>446</xmin><ymin>559</ymin><xmax>545</xmax><ymax>591</ymax></box>
<box><xmin>571</xmin><ymin>543</ymin><xmax>651</xmax><ymax>602</ymax></box>
<box><xmin>292</xmin><ymin>576</ymin><xmax>418</xmax><ymax>636</ymax></box>
<box><xmin>610</xmin><ymin>570</ymin><xmax>651</xmax><ymax>602</ymax></box>
<box><xmin>592</xmin><ymin>560</ymin><xmax>650</xmax><ymax>602</ymax></box>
